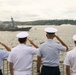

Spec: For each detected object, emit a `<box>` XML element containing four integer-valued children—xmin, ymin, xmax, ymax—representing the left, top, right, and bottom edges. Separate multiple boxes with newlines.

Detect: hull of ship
<box><xmin>0</xmin><ymin>27</ymin><xmax>32</xmax><ymax>31</ymax></box>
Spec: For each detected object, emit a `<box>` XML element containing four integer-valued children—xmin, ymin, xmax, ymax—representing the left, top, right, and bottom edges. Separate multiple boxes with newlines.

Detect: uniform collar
<box><xmin>47</xmin><ymin>39</ymin><xmax>53</xmax><ymax>41</ymax></box>
<box><xmin>46</xmin><ymin>39</ymin><xmax>54</xmax><ymax>43</ymax></box>
<box><xmin>19</xmin><ymin>44</ymin><xmax>26</xmax><ymax>46</ymax></box>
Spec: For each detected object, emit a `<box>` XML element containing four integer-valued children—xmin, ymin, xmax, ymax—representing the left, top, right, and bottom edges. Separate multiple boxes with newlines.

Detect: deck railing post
<box><xmin>3</xmin><ymin>59</ymin><xmax>65</xmax><ymax>75</ymax></box>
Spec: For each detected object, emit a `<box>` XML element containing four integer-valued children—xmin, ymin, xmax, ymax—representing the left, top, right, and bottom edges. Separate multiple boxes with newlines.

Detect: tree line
<box><xmin>3</xmin><ymin>19</ymin><xmax>76</xmax><ymax>25</ymax></box>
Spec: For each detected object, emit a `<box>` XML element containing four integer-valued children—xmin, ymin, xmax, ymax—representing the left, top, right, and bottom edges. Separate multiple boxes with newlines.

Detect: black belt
<box><xmin>43</xmin><ymin>65</ymin><xmax>59</xmax><ymax>68</ymax></box>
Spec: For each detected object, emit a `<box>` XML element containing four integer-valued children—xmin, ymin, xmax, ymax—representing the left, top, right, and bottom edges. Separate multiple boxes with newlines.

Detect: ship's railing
<box><xmin>3</xmin><ymin>59</ymin><xmax>65</xmax><ymax>75</ymax></box>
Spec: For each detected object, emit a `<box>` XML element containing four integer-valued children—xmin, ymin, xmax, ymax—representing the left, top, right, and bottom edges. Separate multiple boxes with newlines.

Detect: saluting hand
<box><xmin>28</xmin><ymin>38</ymin><xmax>34</xmax><ymax>44</ymax></box>
<box><xmin>28</xmin><ymin>38</ymin><xmax>39</xmax><ymax>48</ymax></box>
<box><xmin>54</xmin><ymin>35</ymin><xmax>59</xmax><ymax>39</ymax></box>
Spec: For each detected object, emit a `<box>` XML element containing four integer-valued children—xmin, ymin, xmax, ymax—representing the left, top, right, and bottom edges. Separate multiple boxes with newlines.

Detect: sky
<box><xmin>0</xmin><ymin>0</ymin><xmax>76</xmax><ymax>21</ymax></box>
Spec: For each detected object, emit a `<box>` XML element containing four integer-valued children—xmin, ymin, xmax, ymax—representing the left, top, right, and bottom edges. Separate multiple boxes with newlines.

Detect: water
<box><xmin>0</xmin><ymin>25</ymin><xmax>76</xmax><ymax>49</ymax></box>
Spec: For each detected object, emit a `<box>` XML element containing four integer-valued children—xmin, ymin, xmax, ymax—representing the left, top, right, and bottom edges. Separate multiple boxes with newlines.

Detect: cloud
<box><xmin>0</xmin><ymin>0</ymin><xmax>76</xmax><ymax>21</ymax></box>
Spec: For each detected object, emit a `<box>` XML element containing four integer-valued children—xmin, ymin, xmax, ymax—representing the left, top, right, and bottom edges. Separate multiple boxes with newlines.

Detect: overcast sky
<box><xmin>0</xmin><ymin>0</ymin><xmax>76</xmax><ymax>21</ymax></box>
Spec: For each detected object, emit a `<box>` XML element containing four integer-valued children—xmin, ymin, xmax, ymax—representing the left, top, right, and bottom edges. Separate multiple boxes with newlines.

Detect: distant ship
<box><xmin>0</xmin><ymin>17</ymin><xmax>32</xmax><ymax>31</ymax></box>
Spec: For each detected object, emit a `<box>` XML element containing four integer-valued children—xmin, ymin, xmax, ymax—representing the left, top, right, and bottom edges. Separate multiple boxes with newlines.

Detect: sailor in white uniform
<box><xmin>0</xmin><ymin>42</ymin><xmax>11</xmax><ymax>75</ymax></box>
<box><xmin>37</xmin><ymin>27</ymin><xmax>68</xmax><ymax>75</ymax></box>
<box><xmin>8</xmin><ymin>32</ymin><xmax>38</xmax><ymax>75</ymax></box>
<box><xmin>64</xmin><ymin>34</ymin><xmax>76</xmax><ymax>75</ymax></box>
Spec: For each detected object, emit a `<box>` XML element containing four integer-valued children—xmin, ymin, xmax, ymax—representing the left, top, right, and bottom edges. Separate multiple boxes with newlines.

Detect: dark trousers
<box><xmin>0</xmin><ymin>70</ymin><xmax>3</xmax><ymax>75</ymax></box>
<box><xmin>41</xmin><ymin>65</ymin><xmax>60</xmax><ymax>75</ymax></box>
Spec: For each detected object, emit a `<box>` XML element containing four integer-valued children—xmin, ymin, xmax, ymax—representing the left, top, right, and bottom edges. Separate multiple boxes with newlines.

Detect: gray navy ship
<box><xmin>0</xmin><ymin>17</ymin><xmax>32</xmax><ymax>31</ymax></box>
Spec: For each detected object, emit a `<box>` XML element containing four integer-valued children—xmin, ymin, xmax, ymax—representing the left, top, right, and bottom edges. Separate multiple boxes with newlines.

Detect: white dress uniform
<box><xmin>8</xmin><ymin>32</ymin><xmax>38</xmax><ymax>75</ymax></box>
<box><xmin>64</xmin><ymin>47</ymin><xmax>76</xmax><ymax>75</ymax></box>
<box><xmin>38</xmin><ymin>39</ymin><xmax>66</xmax><ymax>67</ymax></box>
<box><xmin>0</xmin><ymin>50</ymin><xmax>9</xmax><ymax>69</ymax></box>
<box><xmin>38</xmin><ymin>27</ymin><xmax>66</xmax><ymax>67</ymax></box>
<box><xmin>37</xmin><ymin>27</ymin><xmax>67</xmax><ymax>75</ymax></box>
<box><xmin>64</xmin><ymin>35</ymin><xmax>76</xmax><ymax>75</ymax></box>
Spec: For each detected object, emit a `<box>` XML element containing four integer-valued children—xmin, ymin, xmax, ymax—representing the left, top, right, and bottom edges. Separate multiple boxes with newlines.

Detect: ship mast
<box><xmin>11</xmin><ymin>17</ymin><xmax>15</xmax><ymax>27</ymax></box>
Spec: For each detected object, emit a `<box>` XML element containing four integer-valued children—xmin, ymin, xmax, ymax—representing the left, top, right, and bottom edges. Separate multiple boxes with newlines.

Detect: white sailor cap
<box><xmin>44</xmin><ymin>27</ymin><xmax>57</xmax><ymax>33</ymax></box>
<box><xmin>73</xmin><ymin>34</ymin><xmax>76</xmax><ymax>41</ymax></box>
<box><xmin>16</xmin><ymin>32</ymin><xmax>28</xmax><ymax>38</ymax></box>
